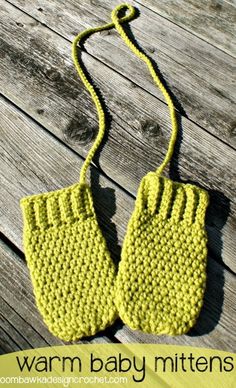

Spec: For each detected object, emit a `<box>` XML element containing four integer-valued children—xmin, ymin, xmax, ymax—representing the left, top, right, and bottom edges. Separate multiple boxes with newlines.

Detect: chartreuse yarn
<box><xmin>116</xmin><ymin>174</ymin><xmax>209</xmax><ymax>335</ymax></box>
<box><xmin>74</xmin><ymin>3</ymin><xmax>209</xmax><ymax>335</ymax></box>
<box><xmin>21</xmin><ymin>3</ymin><xmax>209</xmax><ymax>340</ymax></box>
<box><xmin>108</xmin><ymin>4</ymin><xmax>209</xmax><ymax>335</ymax></box>
<box><xmin>19</xmin><ymin>5</ymin><xmax>136</xmax><ymax>342</ymax></box>
<box><xmin>20</xmin><ymin>184</ymin><xmax>118</xmax><ymax>341</ymax></box>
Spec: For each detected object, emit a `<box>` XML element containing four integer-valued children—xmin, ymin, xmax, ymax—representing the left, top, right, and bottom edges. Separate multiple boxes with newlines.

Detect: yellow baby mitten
<box><xmin>21</xmin><ymin>183</ymin><xmax>117</xmax><ymax>341</ymax></box>
<box><xmin>116</xmin><ymin>173</ymin><xmax>209</xmax><ymax>335</ymax></box>
<box><xmin>106</xmin><ymin>4</ymin><xmax>210</xmax><ymax>335</ymax></box>
<box><xmin>19</xmin><ymin>9</ymin><xmax>133</xmax><ymax>341</ymax></box>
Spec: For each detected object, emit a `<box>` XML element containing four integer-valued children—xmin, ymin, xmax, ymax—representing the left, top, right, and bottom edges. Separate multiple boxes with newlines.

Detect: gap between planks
<box><xmin>4</xmin><ymin>0</ymin><xmax>236</xmax><ymax>149</ymax></box>
<box><xmin>1</xmin><ymin>3</ymin><xmax>236</xmax><ymax>272</ymax></box>
<box><xmin>1</xmin><ymin>92</ymin><xmax>236</xmax><ymax>273</ymax></box>
<box><xmin>0</xmin><ymin>97</ymin><xmax>236</xmax><ymax>351</ymax></box>
<box><xmin>134</xmin><ymin>0</ymin><xmax>236</xmax><ymax>58</ymax></box>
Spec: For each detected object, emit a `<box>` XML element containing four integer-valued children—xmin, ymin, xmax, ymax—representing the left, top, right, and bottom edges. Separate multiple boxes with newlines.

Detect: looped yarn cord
<box><xmin>99</xmin><ymin>4</ymin><xmax>209</xmax><ymax>335</ymax></box>
<box><xmin>72</xmin><ymin>3</ymin><xmax>178</xmax><ymax>181</ymax></box>
<box><xmin>20</xmin><ymin>3</ymin><xmax>209</xmax><ymax>340</ymax></box>
<box><xmin>19</xmin><ymin>5</ymin><xmax>144</xmax><ymax>342</ymax></box>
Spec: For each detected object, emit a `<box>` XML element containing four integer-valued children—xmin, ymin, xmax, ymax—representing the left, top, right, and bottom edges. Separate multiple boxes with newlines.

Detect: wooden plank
<box><xmin>0</xmin><ymin>324</ymin><xmax>22</xmax><ymax>353</ymax></box>
<box><xmin>1</xmin><ymin>96</ymin><xmax>236</xmax><ymax>350</ymax></box>
<box><xmin>6</xmin><ymin>0</ymin><xmax>236</xmax><ymax>148</ymax></box>
<box><xmin>1</xmin><ymin>2</ymin><xmax>236</xmax><ymax>271</ymax></box>
<box><xmin>0</xmin><ymin>296</ymin><xmax>39</xmax><ymax>351</ymax></box>
<box><xmin>0</xmin><ymin>95</ymin><xmax>132</xmax><ymax>260</ymax></box>
<box><xmin>0</xmin><ymin>240</ymin><xmax>113</xmax><ymax>353</ymax></box>
<box><xmin>136</xmin><ymin>0</ymin><xmax>236</xmax><ymax>57</ymax></box>
<box><xmin>1</xmin><ymin>91</ymin><xmax>236</xmax><ymax>273</ymax></box>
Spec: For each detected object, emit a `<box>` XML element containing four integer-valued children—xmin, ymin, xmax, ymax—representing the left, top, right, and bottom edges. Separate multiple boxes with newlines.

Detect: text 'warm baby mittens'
<box><xmin>116</xmin><ymin>173</ymin><xmax>209</xmax><ymax>335</ymax></box>
<box><xmin>21</xmin><ymin>184</ymin><xmax>118</xmax><ymax>341</ymax></box>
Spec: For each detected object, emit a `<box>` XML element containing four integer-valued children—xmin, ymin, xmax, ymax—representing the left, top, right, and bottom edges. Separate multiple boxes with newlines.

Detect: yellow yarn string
<box><xmin>72</xmin><ymin>3</ymin><xmax>178</xmax><ymax>183</ymax></box>
<box><xmin>72</xmin><ymin>4</ymin><xmax>136</xmax><ymax>184</ymax></box>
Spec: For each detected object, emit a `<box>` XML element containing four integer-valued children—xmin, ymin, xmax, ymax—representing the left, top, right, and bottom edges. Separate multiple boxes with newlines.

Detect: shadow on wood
<box><xmin>91</xmin><ymin>169</ymin><xmax>121</xmax><ymax>267</ymax></box>
<box><xmin>169</xmin><ymin>114</ymin><xmax>229</xmax><ymax>336</ymax></box>
<box><xmin>65</xmin><ymin>6</ymin><xmax>230</xmax><ymax>339</ymax></box>
<box><xmin>187</xmin><ymin>190</ymin><xmax>230</xmax><ymax>336</ymax></box>
<box><xmin>168</xmin><ymin>112</ymin><xmax>229</xmax><ymax>335</ymax></box>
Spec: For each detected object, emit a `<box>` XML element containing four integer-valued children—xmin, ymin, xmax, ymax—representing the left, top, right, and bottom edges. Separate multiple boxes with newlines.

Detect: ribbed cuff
<box><xmin>20</xmin><ymin>183</ymin><xmax>95</xmax><ymax>231</ymax></box>
<box><xmin>137</xmin><ymin>172</ymin><xmax>209</xmax><ymax>225</ymax></box>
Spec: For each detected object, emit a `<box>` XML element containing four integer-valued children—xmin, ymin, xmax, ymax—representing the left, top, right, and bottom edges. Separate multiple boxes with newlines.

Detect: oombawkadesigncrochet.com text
<box><xmin>0</xmin><ymin>376</ymin><xmax>127</xmax><ymax>387</ymax></box>
<box><xmin>13</xmin><ymin>352</ymin><xmax>234</xmax><ymax>383</ymax></box>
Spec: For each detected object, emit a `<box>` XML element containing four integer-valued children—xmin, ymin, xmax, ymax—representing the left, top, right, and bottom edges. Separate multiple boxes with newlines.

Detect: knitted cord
<box><xmin>72</xmin><ymin>3</ymin><xmax>178</xmax><ymax>183</ymax></box>
<box><xmin>72</xmin><ymin>4</ymin><xmax>136</xmax><ymax>184</ymax></box>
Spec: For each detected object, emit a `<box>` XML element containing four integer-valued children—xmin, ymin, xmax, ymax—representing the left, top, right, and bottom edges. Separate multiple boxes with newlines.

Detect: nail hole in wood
<box><xmin>16</xmin><ymin>22</ymin><xmax>24</xmax><ymax>27</ymax></box>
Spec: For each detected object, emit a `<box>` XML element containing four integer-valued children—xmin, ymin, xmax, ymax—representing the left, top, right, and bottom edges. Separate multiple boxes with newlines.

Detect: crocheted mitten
<box><xmin>20</xmin><ymin>3</ymin><xmax>137</xmax><ymax>341</ymax></box>
<box><xmin>116</xmin><ymin>172</ymin><xmax>209</xmax><ymax>335</ymax></box>
<box><xmin>21</xmin><ymin>183</ymin><xmax>118</xmax><ymax>341</ymax></box>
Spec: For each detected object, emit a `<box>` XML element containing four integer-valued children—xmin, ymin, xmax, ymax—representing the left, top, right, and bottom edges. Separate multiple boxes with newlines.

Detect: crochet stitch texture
<box><xmin>108</xmin><ymin>4</ymin><xmax>209</xmax><ymax>335</ymax></box>
<box><xmin>21</xmin><ymin>184</ymin><xmax>118</xmax><ymax>341</ymax></box>
<box><xmin>20</xmin><ymin>3</ymin><xmax>209</xmax><ymax>339</ymax></box>
<box><xmin>116</xmin><ymin>173</ymin><xmax>209</xmax><ymax>335</ymax></box>
<box><xmin>21</xmin><ymin>4</ymin><xmax>134</xmax><ymax>342</ymax></box>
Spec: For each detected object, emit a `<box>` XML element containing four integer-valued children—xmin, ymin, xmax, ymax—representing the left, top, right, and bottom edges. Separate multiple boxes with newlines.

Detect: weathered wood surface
<box><xmin>1</xmin><ymin>97</ymin><xmax>236</xmax><ymax>352</ymax></box>
<box><xmin>1</xmin><ymin>0</ymin><xmax>236</xmax><ymax>352</ymax></box>
<box><xmin>1</xmin><ymin>1</ymin><xmax>236</xmax><ymax>273</ymax></box>
<box><xmin>9</xmin><ymin>0</ymin><xmax>236</xmax><ymax>57</ymax></box>
<box><xmin>135</xmin><ymin>0</ymin><xmax>236</xmax><ymax>57</ymax></box>
<box><xmin>5</xmin><ymin>0</ymin><xmax>236</xmax><ymax>148</ymax></box>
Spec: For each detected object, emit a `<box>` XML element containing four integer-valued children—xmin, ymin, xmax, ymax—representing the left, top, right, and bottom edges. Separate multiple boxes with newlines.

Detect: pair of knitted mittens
<box><xmin>20</xmin><ymin>4</ymin><xmax>209</xmax><ymax>341</ymax></box>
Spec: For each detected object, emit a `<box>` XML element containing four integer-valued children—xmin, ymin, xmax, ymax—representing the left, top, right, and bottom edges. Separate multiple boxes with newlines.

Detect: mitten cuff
<box><xmin>20</xmin><ymin>183</ymin><xmax>95</xmax><ymax>231</ymax></box>
<box><xmin>137</xmin><ymin>172</ymin><xmax>209</xmax><ymax>225</ymax></box>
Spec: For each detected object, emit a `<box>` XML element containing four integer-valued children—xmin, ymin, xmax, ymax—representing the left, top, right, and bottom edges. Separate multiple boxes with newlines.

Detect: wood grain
<box><xmin>0</xmin><ymin>324</ymin><xmax>21</xmax><ymax>354</ymax></box>
<box><xmin>136</xmin><ymin>0</ymin><xmax>236</xmax><ymax>57</ymax></box>
<box><xmin>1</xmin><ymin>1</ymin><xmax>236</xmax><ymax>271</ymax></box>
<box><xmin>0</xmin><ymin>295</ymin><xmax>45</xmax><ymax>351</ymax></box>
<box><xmin>0</xmin><ymin>96</ymin><xmax>236</xmax><ymax>351</ymax></box>
<box><xmin>6</xmin><ymin>0</ymin><xmax>236</xmax><ymax>147</ymax></box>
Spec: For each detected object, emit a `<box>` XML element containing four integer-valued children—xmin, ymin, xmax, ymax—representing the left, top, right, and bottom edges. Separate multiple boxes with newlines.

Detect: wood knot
<box><xmin>138</xmin><ymin>119</ymin><xmax>161</xmax><ymax>140</ymax></box>
<box><xmin>63</xmin><ymin>114</ymin><xmax>97</xmax><ymax>145</ymax></box>
<box><xmin>44</xmin><ymin>67</ymin><xmax>61</xmax><ymax>82</ymax></box>
<box><xmin>16</xmin><ymin>22</ymin><xmax>24</xmax><ymax>28</ymax></box>
<box><xmin>36</xmin><ymin>108</ymin><xmax>44</xmax><ymax>115</ymax></box>
<box><xmin>147</xmin><ymin>46</ymin><xmax>155</xmax><ymax>54</ymax></box>
<box><xmin>209</xmin><ymin>0</ymin><xmax>222</xmax><ymax>11</ymax></box>
<box><xmin>228</xmin><ymin>121</ymin><xmax>236</xmax><ymax>138</ymax></box>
